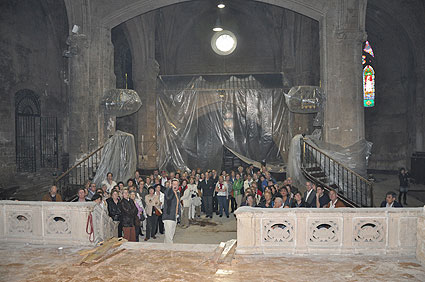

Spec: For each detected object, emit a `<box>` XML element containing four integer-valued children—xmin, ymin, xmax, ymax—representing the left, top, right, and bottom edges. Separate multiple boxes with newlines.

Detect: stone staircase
<box><xmin>304</xmin><ymin>166</ymin><xmax>339</xmax><ymax>190</ymax></box>
<box><xmin>300</xmin><ymin>138</ymin><xmax>374</xmax><ymax>207</ymax></box>
<box><xmin>0</xmin><ymin>169</ymin><xmax>56</xmax><ymax>201</ymax></box>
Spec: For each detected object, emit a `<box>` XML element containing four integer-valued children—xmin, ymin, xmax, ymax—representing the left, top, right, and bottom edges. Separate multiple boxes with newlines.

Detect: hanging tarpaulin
<box><xmin>93</xmin><ymin>130</ymin><xmax>137</xmax><ymax>187</ymax></box>
<box><xmin>156</xmin><ymin>75</ymin><xmax>292</xmax><ymax>172</ymax></box>
<box><xmin>102</xmin><ymin>89</ymin><xmax>142</xmax><ymax>117</ymax></box>
<box><xmin>284</xmin><ymin>86</ymin><xmax>323</xmax><ymax>114</ymax></box>
<box><xmin>224</xmin><ymin>146</ymin><xmax>285</xmax><ymax>173</ymax></box>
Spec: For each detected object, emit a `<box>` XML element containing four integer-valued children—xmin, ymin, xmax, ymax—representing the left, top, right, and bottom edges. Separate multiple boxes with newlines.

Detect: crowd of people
<box><xmin>41</xmin><ymin>165</ymin><xmax>409</xmax><ymax>243</ymax></box>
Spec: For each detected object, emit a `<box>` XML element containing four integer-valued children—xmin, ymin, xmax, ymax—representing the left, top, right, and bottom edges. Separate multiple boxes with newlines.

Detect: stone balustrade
<box><xmin>235</xmin><ymin>206</ymin><xmax>425</xmax><ymax>259</ymax></box>
<box><xmin>0</xmin><ymin>201</ymin><xmax>117</xmax><ymax>245</ymax></box>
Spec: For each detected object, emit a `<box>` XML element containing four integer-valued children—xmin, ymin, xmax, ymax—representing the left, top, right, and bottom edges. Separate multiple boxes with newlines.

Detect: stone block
<box><xmin>235</xmin><ymin>207</ymin><xmax>424</xmax><ymax>256</ymax></box>
<box><xmin>0</xmin><ymin>201</ymin><xmax>101</xmax><ymax>246</ymax></box>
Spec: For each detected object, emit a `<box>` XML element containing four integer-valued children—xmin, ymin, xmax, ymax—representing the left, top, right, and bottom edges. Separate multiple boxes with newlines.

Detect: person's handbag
<box><xmin>192</xmin><ymin>196</ymin><xmax>202</xmax><ymax>207</ymax></box>
<box><xmin>153</xmin><ymin>206</ymin><xmax>162</xmax><ymax>216</ymax></box>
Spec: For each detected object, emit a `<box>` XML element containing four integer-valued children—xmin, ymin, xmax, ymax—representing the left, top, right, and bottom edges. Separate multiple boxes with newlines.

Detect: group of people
<box><xmin>41</xmin><ymin>165</ymin><xmax>410</xmax><ymax>243</ymax></box>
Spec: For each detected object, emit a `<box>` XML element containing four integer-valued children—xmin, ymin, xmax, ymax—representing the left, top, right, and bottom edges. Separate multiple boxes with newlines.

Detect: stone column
<box><xmin>126</xmin><ymin>12</ymin><xmax>159</xmax><ymax>169</ymax></box>
<box><xmin>67</xmin><ymin>33</ymin><xmax>90</xmax><ymax>163</ymax></box>
<box><xmin>89</xmin><ymin>25</ymin><xmax>116</xmax><ymax>145</ymax></box>
<box><xmin>66</xmin><ymin>25</ymin><xmax>116</xmax><ymax>164</ymax></box>
<box><xmin>134</xmin><ymin>60</ymin><xmax>159</xmax><ymax>169</ymax></box>
<box><xmin>322</xmin><ymin>0</ymin><xmax>367</xmax><ymax>148</ymax></box>
<box><xmin>65</xmin><ymin>0</ymin><xmax>117</xmax><ymax>165</ymax></box>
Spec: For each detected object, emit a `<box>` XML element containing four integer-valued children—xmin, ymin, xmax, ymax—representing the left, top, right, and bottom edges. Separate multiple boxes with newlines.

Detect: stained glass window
<box><xmin>363</xmin><ymin>65</ymin><xmax>375</xmax><ymax>107</ymax></box>
<box><xmin>362</xmin><ymin>41</ymin><xmax>375</xmax><ymax>107</ymax></box>
<box><xmin>363</xmin><ymin>41</ymin><xmax>374</xmax><ymax>57</ymax></box>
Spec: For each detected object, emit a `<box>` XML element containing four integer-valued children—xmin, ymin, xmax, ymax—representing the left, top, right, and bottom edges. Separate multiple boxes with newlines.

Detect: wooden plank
<box><xmin>78</xmin><ymin>237</ymin><xmax>127</xmax><ymax>265</ymax></box>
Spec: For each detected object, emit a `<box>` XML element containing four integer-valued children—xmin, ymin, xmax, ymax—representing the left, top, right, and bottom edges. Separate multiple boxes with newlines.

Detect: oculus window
<box><xmin>211</xmin><ymin>30</ymin><xmax>237</xmax><ymax>56</ymax></box>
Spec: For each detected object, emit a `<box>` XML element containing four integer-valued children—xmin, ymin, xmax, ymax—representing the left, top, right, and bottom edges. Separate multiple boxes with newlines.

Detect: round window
<box><xmin>211</xmin><ymin>30</ymin><xmax>237</xmax><ymax>56</ymax></box>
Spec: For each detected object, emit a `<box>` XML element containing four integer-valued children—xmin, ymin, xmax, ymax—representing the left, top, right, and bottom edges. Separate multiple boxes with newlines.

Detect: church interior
<box><xmin>0</xmin><ymin>0</ymin><xmax>425</xmax><ymax>280</ymax></box>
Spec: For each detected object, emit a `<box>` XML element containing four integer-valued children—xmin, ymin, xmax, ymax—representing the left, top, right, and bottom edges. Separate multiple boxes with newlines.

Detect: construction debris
<box><xmin>218</xmin><ymin>239</ymin><xmax>237</xmax><ymax>264</ymax></box>
<box><xmin>78</xmin><ymin>237</ymin><xmax>127</xmax><ymax>266</ymax></box>
<box><xmin>201</xmin><ymin>239</ymin><xmax>237</xmax><ymax>265</ymax></box>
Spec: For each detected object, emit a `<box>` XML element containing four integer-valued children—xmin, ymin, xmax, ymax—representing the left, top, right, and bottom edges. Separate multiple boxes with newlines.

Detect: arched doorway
<box><xmin>15</xmin><ymin>89</ymin><xmax>58</xmax><ymax>172</ymax></box>
<box><xmin>15</xmin><ymin>90</ymin><xmax>40</xmax><ymax>172</ymax></box>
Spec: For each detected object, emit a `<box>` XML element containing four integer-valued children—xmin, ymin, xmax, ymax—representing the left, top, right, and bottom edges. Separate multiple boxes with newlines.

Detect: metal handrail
<box><xmin>301</xmin><ymin>138</ymin><xmax>373</xmax><ymax>207</ymax></box>
<box><xmin>55</xmin><ymin>146</ymin><xmax>104</xmax><ymax>183</ymax></box>
<box><xmin>55</xmin><ymin>145</ymin><xmax>104</xmax><ymax>200</ymax></box>
<box><xmin>302</xmin><ymin>139</ymin><xmax>372</xmax><ymax>184</ymax></box>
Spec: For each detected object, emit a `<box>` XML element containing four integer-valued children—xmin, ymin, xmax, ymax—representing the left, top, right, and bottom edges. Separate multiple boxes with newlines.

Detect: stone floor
<box><xmin>0</xmin><ymin>242</ymin><xmax>424</xmax><ymax>282</ymax></box>
<box><xmin>158</xmin><ymin>215</ymin><xmax>237</xmax><ymax>244</ymax></box>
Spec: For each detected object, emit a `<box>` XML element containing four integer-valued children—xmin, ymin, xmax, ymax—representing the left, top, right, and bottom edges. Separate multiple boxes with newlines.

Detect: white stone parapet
<box><xmin>0</xmin><ymin>201</ymin><xmax>117</xmax><ymax>245</ymax></box>
<box><xmin>235</xmin><ymin>206</ymin><xmax>425</xmax><ymax>259</ymax></box>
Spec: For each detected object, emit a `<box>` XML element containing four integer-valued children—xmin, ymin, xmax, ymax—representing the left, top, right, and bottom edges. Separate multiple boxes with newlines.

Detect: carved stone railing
<box><xmin>235</xmin><ymin>207</ymin><xmax>425</xmax><ymax>259</ymax></box>
<box><xmin>0</xmin><ymin>201</ymin><xmax>117</xmax><ymax>245</ymax></box>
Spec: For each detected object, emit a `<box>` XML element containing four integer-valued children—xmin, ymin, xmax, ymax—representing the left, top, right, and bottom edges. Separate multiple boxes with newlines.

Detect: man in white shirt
<box><xmin>102</xmin><ymin>172</ymin><xmax>117</xmax><ymax>193</ymax></box>
<box><xmin>303</xmin><ymin>182</ymin><xmax>316</xmax><ymax>207</ymax></box>
<box><xmin>380</xmin><ymin>191</ymin><xmax>403</xmax><ymax>208</ymax></box>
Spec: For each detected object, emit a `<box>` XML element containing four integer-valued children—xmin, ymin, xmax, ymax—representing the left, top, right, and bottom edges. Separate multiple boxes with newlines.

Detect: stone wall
<box><xmin>0</xmin><ymin>0</ymin><xmax>69</xmax><ymax>184</ymax></box>
<box><xmin>0</xmin><ymin>200</ymin><xmax>117</xmax><ymax>245</ymax></box>
<box><xmin>155</xmin><ymin>1</ymin><xmax>320</xmax><ymax>82</ymax></box>
<box><xmin>235</xmin><ymin>206</ymin><xmax>423</xmax><ymax>256</ymax></box>
<box><xmin>365</xmin><ymin>0</ymin><xmax>425</xmax><ymax>170</ymax></box>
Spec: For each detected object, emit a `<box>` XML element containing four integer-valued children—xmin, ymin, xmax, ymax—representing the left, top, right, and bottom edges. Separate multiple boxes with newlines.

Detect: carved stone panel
<box><xmin>308</xmin><ymin>218</ymin><xmax>341</xmax><ymax>245</ymax></box>
<box><xmin>45</xmin><ymin>212</ymin><xmax>71</xmax><ymax>236</ymax></box>
<box><xmin>262</xmin><ymin>219</ymin><xmax>295</xmax><ymax>245</ymax></box>
<box><xmin>7</xmin><ymin>211</ymin><xmax>33</xmax><ymax>235</ymax></box>
<box><xmin>353</xmin><ymin>218</ymin><xmax>386</xmax><ymax>247</ymax></box>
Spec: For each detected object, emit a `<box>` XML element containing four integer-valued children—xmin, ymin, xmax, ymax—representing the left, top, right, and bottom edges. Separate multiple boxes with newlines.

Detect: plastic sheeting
<box><xmin>286</xmin><ymin>134</ymin><xmax>309</xmax><ymax>189</ymax></box>
<box><xmin>157</xmin><ymin>75</ymin><xmax>290</xmax><ymax>172</ymax></box>
<box><xmin>102</xmin><ymin>89</ymin><xmax>142</xmax><ymax>117</ymax></box>
<box><xmin>93</xmin><ymin>130</ymin><xmax>137</xmax><ymax>186</ymax></box>
<box><xmin>225</xmin><ymin>146</ymin><xmax>285</xmax><ymax>173</ymax></box>
<box><xmin>284</xmin><ymin>86</ymin><xmax>323</xmax><ymax>114</ymax></box>
<box><xmin>307</xmin><ymin>137</ymin><xmax>373</xmax><ymax>176</ymax></box>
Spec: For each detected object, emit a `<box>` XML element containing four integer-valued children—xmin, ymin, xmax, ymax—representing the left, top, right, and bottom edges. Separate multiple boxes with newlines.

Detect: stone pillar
<box><xmin>67</xmin><ymin>33</ymin><xmax>90</xmax><ymax>163</ymax></box>
<box><xmin>89</xmin><ymin>26</ymin><xmax>116</xmax><ymax>144</ymax></box>
<box><xmin>134</xmin><ymin>60</ymin><xmax>159</xmax><ymax>169</ymax></box>
<box><xmin>126</xmin><ymin>12</ymin><xmax>159</xmax><ymax>169</ymax></box>
<box><xmin>65</xmin><ymin>0</ymin><xmax>117</xmax><ymax>165</ymax></box>
<box><xmin>322</xmin><ymin>0</ymin><xmax>367</xmax><ymax>148</ymax></box>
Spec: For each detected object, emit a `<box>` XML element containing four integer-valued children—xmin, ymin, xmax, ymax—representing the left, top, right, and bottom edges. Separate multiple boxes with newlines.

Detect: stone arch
<box><xmin>101</xmin><ymin>0</ymin><xmax>325</xmax><ymax>29</ymax></box>
<box><xmin>64</xmin><ymin>0</ymin><xmax>369</xmax><ymax>167</ymax></box>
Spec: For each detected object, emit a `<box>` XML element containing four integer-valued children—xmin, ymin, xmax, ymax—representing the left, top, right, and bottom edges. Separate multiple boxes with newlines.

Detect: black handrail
<box><xmin>300</xmin><ymin>138</ymin><xmax>373</xmax><ymax>207</ymax></box>
<box><xmin>54</xmin><ymin>146</ymin><xmax>104</xmax><ymax>201</ymax></box>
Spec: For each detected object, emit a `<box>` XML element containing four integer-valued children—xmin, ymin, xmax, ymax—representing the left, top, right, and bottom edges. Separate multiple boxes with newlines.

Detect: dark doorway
<box><xmin>15</xmin><ymin>90</ymin><xmax>58</xmax><ymax>172</ymax></box>
<box><xmin>40</xmin><ymin>117</ymin><xmax>58</xmax><ymax>169</ymax></box>
<box><xmin>15</xmin><ymin>90</ymin><xmax>40</xmax><ymax>172</ymax></box>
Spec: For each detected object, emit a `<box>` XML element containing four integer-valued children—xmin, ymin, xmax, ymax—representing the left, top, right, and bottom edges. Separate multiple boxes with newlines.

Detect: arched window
<box><xmin>362</xmin><ymin>41</ymin><xmax>375</xmax><ymax>107</ymax></box>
